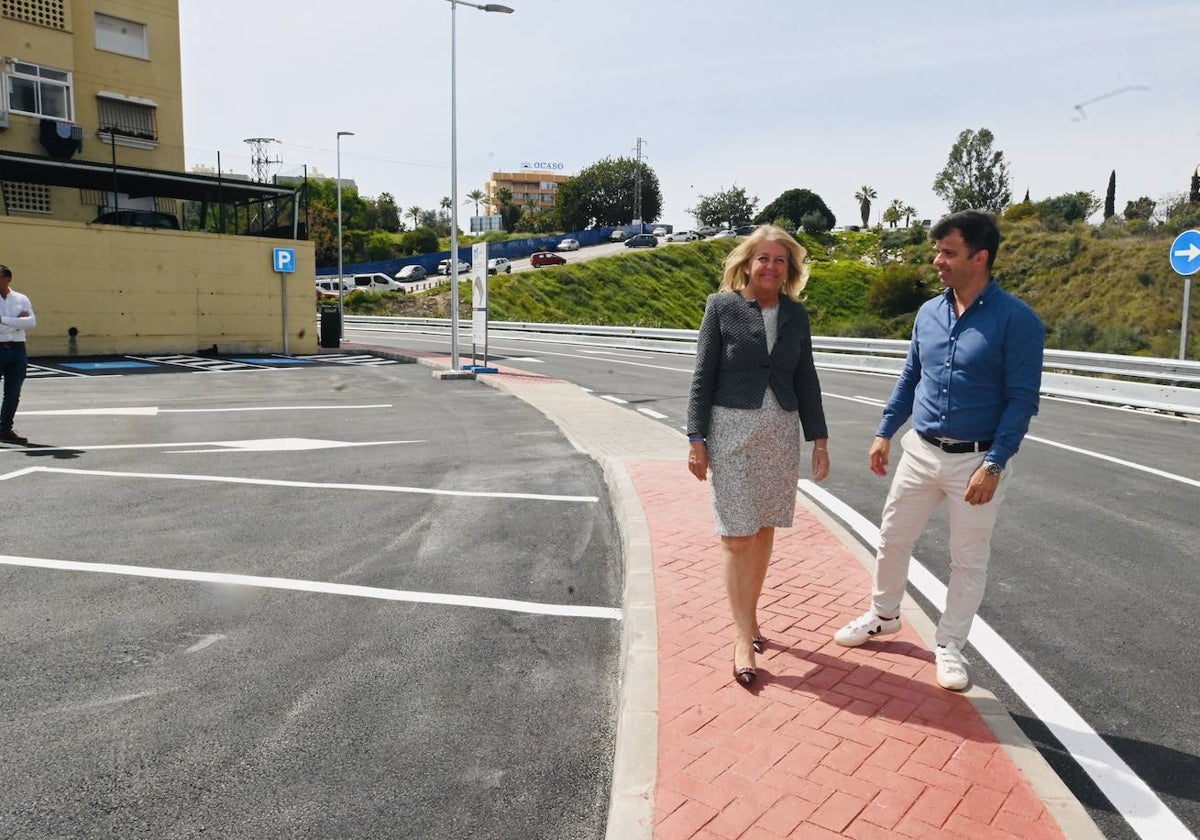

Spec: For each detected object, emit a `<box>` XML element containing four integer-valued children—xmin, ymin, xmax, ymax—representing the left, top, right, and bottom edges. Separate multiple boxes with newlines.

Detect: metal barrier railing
<box><xmin>341</xmin><ymin>316</ymin><xmax>1200</xmax><ymax>415</ymax></box>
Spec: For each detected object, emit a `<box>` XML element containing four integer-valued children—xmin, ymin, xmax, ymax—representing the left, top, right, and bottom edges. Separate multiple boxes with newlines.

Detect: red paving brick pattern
<box><xmin>627</xmin><ymin>460</ymin><xmax>1065</xmax><ymax>840</ymax></box>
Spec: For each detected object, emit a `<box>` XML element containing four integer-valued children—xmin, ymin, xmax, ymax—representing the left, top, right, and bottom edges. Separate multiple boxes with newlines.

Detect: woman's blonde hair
<box><xmin>719</xmin><ymin>224</ymin><xmax>810</xmax><ymax>301</ymax></box>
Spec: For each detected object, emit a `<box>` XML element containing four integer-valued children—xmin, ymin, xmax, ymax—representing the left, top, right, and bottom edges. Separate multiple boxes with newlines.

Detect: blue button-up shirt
<box><xmin>877</xmin><ymin>279</ymin><xmax>1044</xmax><ymax>467</ymax></box>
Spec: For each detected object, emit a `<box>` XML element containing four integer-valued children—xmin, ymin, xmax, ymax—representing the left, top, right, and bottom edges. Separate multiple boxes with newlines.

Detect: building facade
<box><xmin>1</xmin><ymin>0</ymin><xmax>184</xmax><ymax>222</ymax></box>
<box><xmin>486</xmin><ymin>170</ymin><xmax>568</xmax><ymax>213</ymax></box>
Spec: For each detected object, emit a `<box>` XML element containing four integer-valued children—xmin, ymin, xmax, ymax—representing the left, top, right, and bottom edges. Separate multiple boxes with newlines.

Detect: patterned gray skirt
<box><xmin>708</xmin><ymin>389</ymin><xmax>801</xmax><ymax>537</ymax></box>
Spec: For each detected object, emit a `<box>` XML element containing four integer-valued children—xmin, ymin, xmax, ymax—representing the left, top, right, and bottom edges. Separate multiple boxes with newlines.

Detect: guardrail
<box><xmin>342</xmin><ymin>316</ymin><xmax>1200</xmax><ymax>415</ymax></box>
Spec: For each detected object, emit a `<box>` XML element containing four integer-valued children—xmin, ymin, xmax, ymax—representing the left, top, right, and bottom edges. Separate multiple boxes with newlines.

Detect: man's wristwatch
<box><xmin>982</xmin><ymin>461</ymin><xmax>1003</xmax><ymax>476</ymax></box>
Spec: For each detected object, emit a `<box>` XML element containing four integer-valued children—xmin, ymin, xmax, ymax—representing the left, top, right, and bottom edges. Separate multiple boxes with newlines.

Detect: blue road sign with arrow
<box><xmin>1169</xmin><ymin>230</ymin><xmax>1200</xmax><ymax>276</ymax></box>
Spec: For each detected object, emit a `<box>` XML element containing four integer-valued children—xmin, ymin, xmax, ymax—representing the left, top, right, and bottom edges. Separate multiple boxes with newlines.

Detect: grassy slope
<box><xmin>352</xmin><ymin>224</ymin><xmax>1198</xmax><ymax>358</ymax></box>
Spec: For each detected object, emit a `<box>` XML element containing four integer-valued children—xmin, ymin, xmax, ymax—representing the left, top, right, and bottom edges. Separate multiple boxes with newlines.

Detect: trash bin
<box><xmin>320</xmin><ymin>308</ymin><xmax>341</xmax><ymax>348</ymax></box>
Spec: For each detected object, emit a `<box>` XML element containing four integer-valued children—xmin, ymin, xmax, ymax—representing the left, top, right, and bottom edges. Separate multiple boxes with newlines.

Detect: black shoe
<box><xmin>752</xmin><ymin>634</ymin><xmax>766</xmax><ymax>654</ymax></box>
<box><xmin>0</xmin><ymin>430</ymin><xmax>27</xmax><ymax>444</ymax></box>
<box><xmin>733</xmin><ymin>665</ymin><xmax>758</xmax><ymax>687</ymax></box>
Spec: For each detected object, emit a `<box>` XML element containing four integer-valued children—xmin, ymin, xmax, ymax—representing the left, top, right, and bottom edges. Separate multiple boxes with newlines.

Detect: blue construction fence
<box><xmin>316</xmin><ymin>226</ymin><xmax>626</xmax><ymax>278</ymax></box>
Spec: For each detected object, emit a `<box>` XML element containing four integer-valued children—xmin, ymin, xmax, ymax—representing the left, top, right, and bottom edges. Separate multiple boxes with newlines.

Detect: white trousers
<box><xmin>872</xmin><ymin>428</ymin><xmax>1010</xmax><ymax>648</ymax></box>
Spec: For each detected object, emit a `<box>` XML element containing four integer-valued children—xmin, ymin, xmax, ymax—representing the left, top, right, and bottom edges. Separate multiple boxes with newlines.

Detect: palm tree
<box><xmin>883</xmin><ymin>198</ymin><xmax>907</xmax><ymax>228</ymax></box>
<box><xmin>902</xmin><ymin>204</ymin><xmax>918</xmax><ymax>227</ymax></box>
<box><xmin>406</xmin><ymin>205</ymin><xmax>423</xmax><ymax>230</ymax></box>
<box><xmin>464</xmin><ymin>189</ymin><xmax>487</xmax><ymax>217</ymax></box>
<box><xmin>854</xmin><ymin>185</ymin><xmax>877</xmax><ymax>228</ymax></box>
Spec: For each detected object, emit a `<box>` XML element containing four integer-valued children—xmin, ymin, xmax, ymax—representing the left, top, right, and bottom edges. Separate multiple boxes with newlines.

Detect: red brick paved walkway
<box><xmin>627</xmin><ymin>460</ymin><xmax>1066</xmax><ymax>840</ymax></box>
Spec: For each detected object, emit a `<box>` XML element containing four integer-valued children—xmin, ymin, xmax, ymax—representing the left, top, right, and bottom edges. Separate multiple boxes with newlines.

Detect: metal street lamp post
<box><xmin>336</xmin><ymin>130</ymin><xmax>355</xmax><ymax>338</ymax></box>
<box><xmin>446</xmin><ymin>0</ymin><xmax>514</xmax><ymax>370</ymax></box>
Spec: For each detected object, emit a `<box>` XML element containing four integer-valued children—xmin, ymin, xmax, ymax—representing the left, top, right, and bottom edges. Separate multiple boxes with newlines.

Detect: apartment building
<box><xmin>0</xmin><ymin>0</ymin><xmax>184</xmax><ymax>221</ymax></box>
<box><xmin>486</xmin><ymin>170</ymin><xmax>569</xmax><ymax>213</ymax></box>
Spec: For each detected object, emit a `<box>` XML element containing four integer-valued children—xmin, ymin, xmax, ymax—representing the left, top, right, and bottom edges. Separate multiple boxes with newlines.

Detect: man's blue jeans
<box><xmin>0</xmin><ymin>342</ymin><xmax>28</xmax><ymax>432</ymax></box>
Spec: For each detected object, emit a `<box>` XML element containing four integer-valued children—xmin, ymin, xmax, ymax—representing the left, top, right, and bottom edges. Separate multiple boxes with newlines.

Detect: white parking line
<box><xmin>0</xmin><ymin>554</ymin><xmax>622</xmax><ymax>621</ymax></box>
<box><xmin>798</xmin><ymin>479</ymin><xmax>1192</xmax><ymax>840</ymax></box>
<box><xmin>0</xmin><ymin>438</ymin><xmax>423</xmax><ymax>455</ymax></box>
<box><xmin>1025</xmin><ymin>434</ymin><xmax>1200</xmax><ymax>488</ymax></box>
<box><xmin>637</xmin><ymin>408</ymin><xmax>668</xmax><ymax>420</ymax></box>
<box><xmin>22</xmin><ymin>404</ymin><xmax>393</xmax><ymax>416</ymax></box>
<box><xmin>600</xmin><ymin>395</ymin><xmax>628</xmax><ymax>405</ymax></box>
<box><xmin>16</xmin><ymin>466</ymin><xmax>600</xmax><ymax>503</ymax></box>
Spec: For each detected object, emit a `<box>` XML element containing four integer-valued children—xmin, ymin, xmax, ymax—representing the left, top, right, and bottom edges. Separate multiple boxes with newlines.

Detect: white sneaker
<box><xmin>935</xmin><ymin>643</ymin><xmax>969</xmax><ymax>691</ymax></box>
<box><xmin>834</xmin><ymin>611</ymin><xmax>901</xmax><ymax>647</ymax></box>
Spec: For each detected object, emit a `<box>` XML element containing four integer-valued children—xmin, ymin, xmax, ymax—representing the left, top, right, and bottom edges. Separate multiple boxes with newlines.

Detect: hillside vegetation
<box><xmin>344</xmin><ymin>223</ymin><xmax>1198</xmax><ymax>359</ymax></box>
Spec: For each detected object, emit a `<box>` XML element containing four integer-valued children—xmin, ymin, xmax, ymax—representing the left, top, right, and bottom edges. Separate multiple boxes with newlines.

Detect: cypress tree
<box><xmin>1104</xmin><ymin>170</ymin><xmax>1116</xmax><ymax>219</ymax></box>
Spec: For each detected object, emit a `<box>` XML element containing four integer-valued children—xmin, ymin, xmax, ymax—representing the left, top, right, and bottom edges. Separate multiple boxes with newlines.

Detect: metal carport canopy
<box><xmin>0</xmin><ymin>149</ymin><xmax>295</xmax><ymax>204</ymax></box>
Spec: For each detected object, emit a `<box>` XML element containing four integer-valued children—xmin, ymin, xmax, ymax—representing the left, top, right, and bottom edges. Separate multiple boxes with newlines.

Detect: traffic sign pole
<box><xmin>1169</xmin><ymin>230</ymin><xmax>1200</xmax><ymax>360</ymax></box>
<box><xmin>273</xmin><ymin>248</ymin><xmax>297</xmax><ymax>355</ymax></box>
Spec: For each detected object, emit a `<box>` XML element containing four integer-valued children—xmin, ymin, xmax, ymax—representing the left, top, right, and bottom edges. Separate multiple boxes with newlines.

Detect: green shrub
<box><xmin>867</xmin><ymin>264</ymin><xmax>935</xmax><ymax>318</ymax></box>
<box><xmin>402</xmin><ymin>227</ymin><xmax>439</xmax><ymax>256</ymax></box>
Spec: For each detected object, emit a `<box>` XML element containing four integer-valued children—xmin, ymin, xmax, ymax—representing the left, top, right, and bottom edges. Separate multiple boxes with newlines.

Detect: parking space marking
<box><xmin>0</xmin><ymin>554</ymin><xmax>621</xmax><ymax>620</ymax></box>
<box><xmin>18</xmin><ymin>466</ymin><xmax>601</xmax><ymax>502</ymax></box>
<box><xmin>23</xmin><ymin>404</ymin><xmax>393</xmax><ymax>417</ymax></box>
<box><xmin>0</xmin><ymin>438</ymin><xmax>422</xmax><ymax>455</ymax></box>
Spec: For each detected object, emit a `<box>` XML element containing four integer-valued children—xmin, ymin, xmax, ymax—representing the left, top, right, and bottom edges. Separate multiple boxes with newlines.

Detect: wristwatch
<box><xmin>982</xmin><ymin>461</ymin><xmax>1003</xmax><ymax>476</ymax></box>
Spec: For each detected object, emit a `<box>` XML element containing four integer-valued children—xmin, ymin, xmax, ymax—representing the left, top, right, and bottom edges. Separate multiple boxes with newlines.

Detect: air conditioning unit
<box><xmin>0</xmin><ymin>110</ymin><xmax>9</xmax><ymax>130</ymax></box>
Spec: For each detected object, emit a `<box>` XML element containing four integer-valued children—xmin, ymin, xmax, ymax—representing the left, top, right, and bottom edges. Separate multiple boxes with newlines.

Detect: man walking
<box><xmin>832</xmin><ymin>211</ymin><xmax>1044</xmax><ymax>690</ymax></box>
<box><xmin>0</xmin><ymin>264</ymin><xmax>36</xmax><ymax>444</ymax></box>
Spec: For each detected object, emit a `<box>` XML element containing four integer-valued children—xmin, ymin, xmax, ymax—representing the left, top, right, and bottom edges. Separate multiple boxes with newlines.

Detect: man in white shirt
<box><xmin>0</xmin><ymin>264</ymin><xmax>36</xmax><ymax>444</ymax></box>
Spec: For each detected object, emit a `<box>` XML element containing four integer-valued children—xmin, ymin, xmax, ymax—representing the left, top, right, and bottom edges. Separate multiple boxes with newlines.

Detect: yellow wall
<box><xmin>0</xmin><ymin>215</ymin><xmax>318</xmax><ymax>357</ymax></box>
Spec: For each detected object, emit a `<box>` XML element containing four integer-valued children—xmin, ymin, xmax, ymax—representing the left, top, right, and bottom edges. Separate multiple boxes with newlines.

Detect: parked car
<box><xmin>92</xmin><ymin>209</ymin><xmax>181</xmax><ymax>229</ymax></box>
<box><xmin>665</xmin><ymin>230</ymin><xmax>698</xmax><ymax>242</ymax></box>
<box><xmin>652</xmin><ymin>227</ymin><xmax>668</xmax><ymax>237</ymax></box>
<box><xmin>609</xmin><ymin>229</ymin><xmax>629</xmax><ymax>242</ymax></box>
<box><xmin>711</xmin><ymin>229</ymin><xmax>738</xmax><ymax>239</ymax></box>
<box><xmin>695</xmin><ymin>226</ymin><xmax>721</xmax><ymax>238</ymax></box>
<box><xmin>624</xmin><ymin>233</ymin><xmax>658</xmax><ymax>248</ymax></box>
<box><xmin>557</xmin><ymin>238</ymin><xmax>580</xmax><ymax>251</ymax></box>
<box><xmin>487</xmin><ymin>257</ymin><xmax>512</xmax><ymax>275</ymax></box>
<box><xmin>530</xmin><ymin>251</ymin><xmax>566</xmax><ymax>267</ymax></box>
<box><xmin>394</xmin><ymin>264</ymin><xmax>427</xmax><ymax>282</ymax></box>
<box><xmin>437</xmin><ymin>258</ymin><xmax>471</xmax><ymax>275</ymax></box>
<box><xmin>735</xmin><ymin>224</ymin><xmax>758</xmax><ymax>235</ymax></box>
<box><xmin>315</xmin><ymin>278</ymin><xmax>353</xmax><ymax>298</ymax></box>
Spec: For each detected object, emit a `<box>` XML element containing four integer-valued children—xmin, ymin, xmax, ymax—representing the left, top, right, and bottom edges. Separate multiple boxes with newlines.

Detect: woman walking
<box><xmin>687</xmin><ymin>225</ymin><xmax>830</xmax><ymax>687</ymax></box>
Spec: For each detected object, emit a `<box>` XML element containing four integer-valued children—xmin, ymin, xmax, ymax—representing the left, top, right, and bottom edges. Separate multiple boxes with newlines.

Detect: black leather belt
<box><xmin>918</xmin><ymin>432</ymin><xmax>993</xmax><ymax>454</ymax></box>
<box><xmin>0</xmin><ymin>341</ymin><xmax>24</xmax><ymax>348</ymax></box>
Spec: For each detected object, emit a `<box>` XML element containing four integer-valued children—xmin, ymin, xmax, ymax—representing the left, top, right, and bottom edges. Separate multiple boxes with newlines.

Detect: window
<box><xmin>6</xmin><ymin>61</ymin><xmax>73</xmax><ymax>120</ymax></box>
<box><xmin>1</xmin><ymin>0</ymin><xmax>67</xmax><ymax>30</ymax></box>
<box><xmin>1</xmin><ymin>182</ymin><xmax>52</xmax><ymax>214</ymax></box>
<box><xmin>95</xmin><ymin>13</ymin><xmax>148</xmax><ymax>59</ymax></box>
<box><xmin>97</xmin><ymin>94</ymin><xmax>157</xmax><ymax>141</ymax></box>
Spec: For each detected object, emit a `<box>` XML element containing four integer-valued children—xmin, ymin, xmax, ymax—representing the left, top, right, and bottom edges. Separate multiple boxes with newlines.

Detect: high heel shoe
<box><xmin>752</xmin><ymin>634</ymin><xmax>766</xmax><ymax>654</ymax></box>
<box><xmin>732</xmin><ymin>664</ymin><xmax>758</xmax><ymax>687</ymax></box>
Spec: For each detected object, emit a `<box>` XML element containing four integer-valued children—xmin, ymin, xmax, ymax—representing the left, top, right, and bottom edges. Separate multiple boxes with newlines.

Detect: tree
<box><xmin>882</xmin><ymin>199</ymin><xmax>904</xmax><ymax>228</ymax></box>
<box><xmin>406</xmin><ymin>205</ymin><xmax>423</xmax><ymax>230</ymax></box>
<box><xmin>555</xmin><ymin>156</ymin><xmax>663</xmax><ymax>231</ymax></box>
<box><xmin>689</xmin><ymin>185</ymin><xmax>758</xmax><ymax>230</ymax></box>
<box><xmin>755</xmin><ymin>189</ymin><xmax>835</xmax><ymax>231</ymax></box>
<box><xmin>932</xmin><ymin>127</ymin><xmax>1012</xmax><ymax>213</ymax></box>
<box><xmin>901</xmin><ymin>204</ymin><xmax>918</xmax><ymax>227</ymax></box>
<box><xmin>1190</xmin><ymin>168</ymin><xmax>1200</xmax><ymax>205</ymax></box>
<box><xmin>491</xmin><ymin>187</ymin><xmax>521</xmax><ymax>232</ymax></box>
<box><xmin>1104</xmin><ymin>171</ymin><xmax>1116</xmax><ymax>220</ymax></box>
<box><xmin>375</xmin><ymin>192</ymin><xmax>400</xmax><ymax>233</ymax></box>
<box><xmin>464</xmin><ymin>188</ymin><xmax>487</xmax><ymax>217</ymax></box>
<box><xmin>1124</xmin><ymin>196</ymin><xmax>1155</xmax><ymax>221</ymax></box>
<box><xmin>1034</xmin><ymin>191</ymin><xmax>1099</xmax><ymax>226</ymax></box>
<box><xmin>854</xmin><ymin>185</ymin><xmax>877</xmax><ymax>228</ymax></box>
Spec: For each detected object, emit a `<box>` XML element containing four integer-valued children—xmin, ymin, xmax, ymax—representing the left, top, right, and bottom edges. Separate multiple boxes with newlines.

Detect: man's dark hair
<box><xmin>0</xmin><ymin>265</ymin><xmax>11</xmax><ymax>279</ymax></box>
<box><xmin>930</xmin><ymin>210</ymin><xmax>1001</xmax><ymax>269</ymax></box>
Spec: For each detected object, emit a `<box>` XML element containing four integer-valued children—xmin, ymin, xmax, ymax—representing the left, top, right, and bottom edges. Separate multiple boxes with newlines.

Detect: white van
<box><xmin>316</xmin><ymin>277</ymin><xmax>353</xmax><ymax>298</ymax></box>
<box><xmin>351</xmin><ymin>273</ymin><xmax>404</xmax><ymax>293</ymax></box>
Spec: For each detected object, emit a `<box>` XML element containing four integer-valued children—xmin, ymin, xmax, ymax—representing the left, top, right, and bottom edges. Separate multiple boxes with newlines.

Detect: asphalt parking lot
<box><xmin>1</xmin><ymin>357</ymin><xmax>622</xmax><ymax>839</ymax></box>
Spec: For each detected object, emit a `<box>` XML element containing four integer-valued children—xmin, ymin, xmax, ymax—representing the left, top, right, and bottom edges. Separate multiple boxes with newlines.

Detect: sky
<box><xmin>178</xmin><ymin>0</ymin><xmax>1200</xmax><ymax>232</ymax></box>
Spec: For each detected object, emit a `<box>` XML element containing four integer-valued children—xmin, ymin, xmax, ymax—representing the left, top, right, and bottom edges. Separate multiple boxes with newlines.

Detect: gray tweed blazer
<box><xmin>687</xmin><ymin>291</ymin><xmax>828</xmax><ymax>440</ymax></box>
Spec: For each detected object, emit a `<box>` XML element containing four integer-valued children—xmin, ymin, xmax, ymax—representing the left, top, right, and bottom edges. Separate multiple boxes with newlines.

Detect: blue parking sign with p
<box><xmin>273</xmin><ymin>247</ymin><xmax>296</xmax><ymax>273</ymax></box>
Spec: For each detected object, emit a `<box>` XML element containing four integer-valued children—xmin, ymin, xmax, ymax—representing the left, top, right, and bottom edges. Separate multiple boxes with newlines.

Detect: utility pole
<box><xmin>634</xmin><ymin>136</ymin><xmax>645</xmax><ymax>232</ymax></box>
<box><xmin>244</xmin><ymin>137</ymin><xmax>282</xmax><ymax>183</ymax></box>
